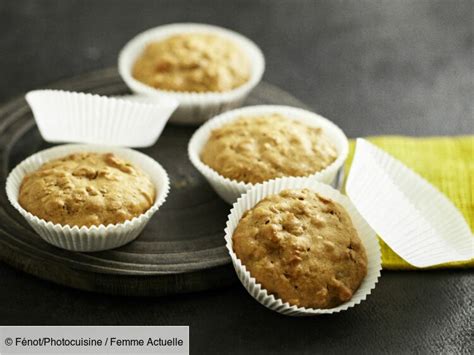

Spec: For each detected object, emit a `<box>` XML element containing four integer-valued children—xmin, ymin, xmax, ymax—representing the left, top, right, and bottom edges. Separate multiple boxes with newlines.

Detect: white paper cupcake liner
<box><xmin>346</xmin><ymin>138</ymin><xmax>474</xmax><ymax>268</ymax></box>
<box><xmin>118</xmin><ymin>23</ymin><xmax>265</xmax><ymax>124</ymax></box>
<box><xmin>26</xmin><ymin>90</ymin><xmax>178</xmax><ymax>148</ymax></box>
<box><xmin>224</xmin><ymin>177</ymin><xmax>381</xmax><ymax>316</ymax></box>
<box><xmin>5</xmin><ymin>144</ymin><xmax>170</xmax><ymax>252</ymax></box>
<box><xmin>188</xmin><ymin>105</ymin><xmax>349</xmax><ymax>204</ymax></box>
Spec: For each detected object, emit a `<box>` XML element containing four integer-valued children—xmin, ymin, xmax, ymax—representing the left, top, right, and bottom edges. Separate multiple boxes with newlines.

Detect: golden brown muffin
<box><xmin>19</xmin><ymin>152</ymin><xmax>156</xmax><ymax>227</ymax></box>
<box><xmin>200</xmin><ymin>114</ymin><xmax>338</xmax><ymax>184</ymax></box>
<box><xmin>132</xmin><ymin>33</ymin><xmax>251</xmax><ymax>93</ymax></box>
<box><xmin>233</xmin><ymin>188</ymin><xmax>367</xmax><ymax>309</ymax></box>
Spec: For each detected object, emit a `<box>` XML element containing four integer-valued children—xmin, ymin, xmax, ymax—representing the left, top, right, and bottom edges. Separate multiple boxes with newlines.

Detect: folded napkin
<box><xmin>344</xmin><ymin>136</ymin><xmax>474</xmax><ymax>270</ymax></box>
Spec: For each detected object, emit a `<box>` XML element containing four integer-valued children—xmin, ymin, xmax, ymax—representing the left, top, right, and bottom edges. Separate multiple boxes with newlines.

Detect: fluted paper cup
<box><xmin>188</xmin><ymin>105</ymin><xmax>349</xmax><ymax>204</ymax></box>
<box><xmin>26</xmin><ymin>90</ymin><xmax>178</xmax><ymax>148</ymax></box>
<box><xmin>346</xmin><ymin>138</ymin><xmax>474</xmax><ymax>268</ymax></box>
<box><xmin>224</xmin><ymin>177</ymin><xmax>381</xmax><ymax>316</ymax></box>
<box><xmin>118</xmin><ymin>23</ymin><xmax>265</xmax><ymax>124</ymax></box>
<box><xmin>5</xmin><ymin>144</ymin><xmax>170</xmax><ymax>252</ymax></box>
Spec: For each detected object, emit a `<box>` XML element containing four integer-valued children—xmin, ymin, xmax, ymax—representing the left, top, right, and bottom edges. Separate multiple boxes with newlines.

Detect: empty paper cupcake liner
<box><xmin>346</xmin><ymin>138</ymin><xmax>474</xmax><ymax>268</ymax></box>
<box><xmin>224</xmin><ymin>177</ymin><xmax>382</xmax><ymax>316</ymax></box>
<box><xmin>188</xmin><ymin>105</ymin><xmax>349</xmax><ymax>204</ymax></box>
<box><xmin>5</xmin><ymin>144</ymin><xmax>170</xmax><ymax>252</ymax></box>
<box><xmin>118</xmin><ymin>23</ymin><xmax>265</xmax><ymax>124</ymax></box>
<box><xmin>26</xmin><ymin>90</ymin><xmax>178</xmax><ymax>148</ymax></box>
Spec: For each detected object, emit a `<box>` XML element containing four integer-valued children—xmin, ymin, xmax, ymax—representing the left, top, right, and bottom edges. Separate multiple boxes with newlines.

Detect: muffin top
<box><xmin>132</xmin><ymin>33</ymin><xmax>251</xmax><ymax>93</ymax></box>
<box><xmin>200</xmin><ymin>114</ymin><xmax>338</xmax><ymax>184</ymax></box>
<box><xmin>232</xmin><ymin>188</ymin><xmax>367</xmax><ymax>309</ymax></box>
<box><xmin>19</xmin><ymin>152</ymin><xmax>156</xmax><ymax>227</ymax></box>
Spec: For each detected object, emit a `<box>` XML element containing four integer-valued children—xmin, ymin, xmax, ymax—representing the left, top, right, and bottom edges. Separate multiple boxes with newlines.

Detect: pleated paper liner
<box><xmin>224</xmin><ymin>177</ymin><xmax>382</xmax><ymax>316</ymax></box>
<box><xmin>26</xmin><ymin>89</ymin><xmax>178</xmax><ymax>148</ymax></box>
<box><xmin>118</xmin><ymin>23</ymin><xmax>265</xmax><ymax>124</ymax></box>
<box><xmin>188</xmin><ymin>105</ymin><xmax>349</xmax><ymax>204</ymax></box>
<box><xmin>346</xmin><ymin>138</ymin><xmax>474</xmax><ymax>268</ymax></box>
<box><xmin>6</xmin><ymin>144</ymin><xmax>170</xmax><ymax>252</ymax></box>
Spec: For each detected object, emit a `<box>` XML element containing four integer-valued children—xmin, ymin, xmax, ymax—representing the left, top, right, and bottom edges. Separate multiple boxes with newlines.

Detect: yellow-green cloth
<box><xmin>344</xmin><ymin>136</ymin><xmax>474</xmax><ymax>270</ymax></box>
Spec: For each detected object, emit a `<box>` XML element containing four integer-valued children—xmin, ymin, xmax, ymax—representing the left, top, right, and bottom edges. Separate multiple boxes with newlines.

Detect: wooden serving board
<box><xmin>0</xmin><ymin>67</ymin><xmax>310</xmax><ymax>296</ymax></box>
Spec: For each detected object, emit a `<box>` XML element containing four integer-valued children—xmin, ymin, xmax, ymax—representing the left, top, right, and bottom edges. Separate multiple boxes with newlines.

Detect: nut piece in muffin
<box><xmin>232</xmin><ymin>188</ymin><xmax>367</xmax><ymax>309</ymax></box>
<box><xmin>132</xmin><ymin>33</ymin><xmax>251</xmax><ymax>93</ymax></box>
<box><xmin>19</xmin><ymin>152</ymin><xmax>156</xmax><ymax>227</ymax></box>
<box><xmin>200</xmin><ymin>114</ymin><xmax>337</xmax><ymax>184</ymax></box>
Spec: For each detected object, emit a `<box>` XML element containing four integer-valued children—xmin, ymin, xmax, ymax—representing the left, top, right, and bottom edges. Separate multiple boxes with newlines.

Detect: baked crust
<box><xmin>132</xmin><ymin>33</ymin><xmax>250</xmax><ymax>93</ymax></box>
<box><xmin>19</xmin><ymin>152</ymin><xmax>156</xmax><ymax>227</ymax></box>
<box><xmin>201</xmin><ymin>114</ymin><xmax>337</xmax><ymax>184</ymax></box>
<box><xmin>232</xmin><ymin>188</ymin><xmax>367</xmax><ymax>309</ymax></box>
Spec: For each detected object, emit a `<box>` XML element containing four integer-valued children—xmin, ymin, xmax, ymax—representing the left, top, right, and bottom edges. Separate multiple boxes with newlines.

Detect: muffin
<box><xmin>18</xmin><ymin>152</ymin><xmax>156</xmax><ymax>227</ymax></box>
<box><xmin>232</xmin><ymin>188</ymin><xmax>368</xmax><ymax>309</ymax></box>
<box><xmin>132</xmin><ymin>33</ymin><xmax>251</xmax><ymax>93</ymax></box>
<box><xmin>200</xmin><ymin>114</ymin><xmax>338</xmax><ymax>184</ymax></box>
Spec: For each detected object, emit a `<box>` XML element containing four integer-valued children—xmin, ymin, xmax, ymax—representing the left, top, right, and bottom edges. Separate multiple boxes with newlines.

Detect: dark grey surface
<box><xmin>0</xmin><ymin>0</ymin><xmax>473</xmax><ymax>354</ymax></box>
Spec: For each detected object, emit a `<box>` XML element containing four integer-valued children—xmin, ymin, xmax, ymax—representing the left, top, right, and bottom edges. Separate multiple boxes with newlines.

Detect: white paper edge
<box><xmin>25</xmin><ymin>90</ymin><xmax>178</xmax><ymax>148</ymax></box>
<box><xmin>346</xmin><ymin>138</ymin><xmax>474</xmax><ymax>268</ymax></box>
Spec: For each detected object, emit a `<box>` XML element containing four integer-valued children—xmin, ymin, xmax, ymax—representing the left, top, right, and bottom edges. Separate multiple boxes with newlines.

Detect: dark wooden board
<box><xmin>0</xmin><ymin>67</ymin><xmax>309</xmax><ymax>296</ymax></box>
